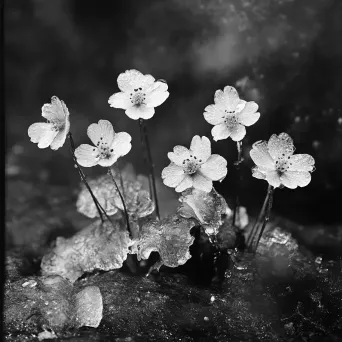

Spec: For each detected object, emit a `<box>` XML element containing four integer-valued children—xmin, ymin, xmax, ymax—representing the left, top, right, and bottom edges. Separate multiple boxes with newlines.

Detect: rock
<box><xmin>75</xmin><ymin>286</ymin><xmax>103</xmax><ymax>328</ymax></box>
<box><xmin>37</xmin><ymin>329</ymin><xmax>57</xmax><ymax>341</ymax></box>
<box><xmin>4</xmin><ymin>275</ymin><xmax>75</xmax><ymax>334</ymax></box>
<box><xmin>4</xmin><ymin>276</ymin><xmax>104</xmax><ymax>338</ymax></box>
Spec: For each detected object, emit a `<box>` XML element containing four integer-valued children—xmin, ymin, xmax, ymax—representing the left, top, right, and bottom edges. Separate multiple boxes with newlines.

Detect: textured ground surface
<box><xmin>4</xmin><ymin>177</ymin><xmax>342</xmax><ymax>341</ymax></box>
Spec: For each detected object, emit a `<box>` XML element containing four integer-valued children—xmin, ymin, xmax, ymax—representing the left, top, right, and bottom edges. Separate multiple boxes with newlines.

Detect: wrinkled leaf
<box><xmin>77</xmin><ymin>169</ymin><xmax>154</xmax><ymax>219</ymax></box>
<box><xmin>41</xmin><ymin>220</ymin><xmax>132</xmax><ymax>282</ymax></box>
<box><xmin>132</xmin><ymin>214</ymin><xmax>197</xmax><ymax>268</ymax></box>
<box><xmin>178</xmin><ymin>188</ymin><xmax>228</xmax><ymax>236</ymax></box>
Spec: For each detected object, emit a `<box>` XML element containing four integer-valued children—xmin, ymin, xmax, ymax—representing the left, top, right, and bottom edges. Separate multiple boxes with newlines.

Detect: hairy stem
<box><xmin>138</xmin><ymin>119</ymin><xmax>160</xmax><ymax>220</ymax></box>
<box><xmin>68</xmin><ymin>132</ymin><xmax>112</xmax><ymax>223</ymax></box>
<box><xmin>232</xmin><ymin>141</ymin><xmax>243</xmax><ymax>227</ymax></box>
<box><xmin>247</xmin><ymin>184</ymin><xmax>274</xmax><ymax>252</ymax></box>
<box><xmin>108</xmin><ymin>168</ymin><xmax>132</xmax><ymax>238</ymax></box>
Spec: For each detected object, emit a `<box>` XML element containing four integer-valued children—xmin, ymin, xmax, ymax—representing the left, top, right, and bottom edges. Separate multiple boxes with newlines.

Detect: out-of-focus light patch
<box><xmin>235</xmin><ymin>76</ymin><xmax>262</xmax><ymax>102</ymax></box>
<box><xmin>312</xmin><ymin>140</ymin><xmax>320</xmax><ymax>149</ymax></box>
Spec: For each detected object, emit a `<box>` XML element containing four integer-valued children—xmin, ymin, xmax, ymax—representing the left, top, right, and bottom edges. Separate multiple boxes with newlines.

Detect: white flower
<box><xmin>162</xmin><ymin>136</ymin><xmax>227</xmax><ymax>193</ymax></box>
<box><xmin>204</xmin><ymin>86</ymin><xmax>260</xmax><ymax>142</ymax></box>
<box><xmin>250</xmin><ymin>133</ymin><xmax>315</xmax><ymax>189</ymax></box>
<box><xmin>75</xmin><ymin>120</ymin><xmax>132</xmax><ymax>167</ymax></box>
<box><xmin>108</xmin><ymin>69</ymin><xmax>170</xmax><ymax>120</ymax></box>
<box><xmin>28</xmin><ymin>96</ymin><xmax>70</xmax><ymax>150</ymax></box>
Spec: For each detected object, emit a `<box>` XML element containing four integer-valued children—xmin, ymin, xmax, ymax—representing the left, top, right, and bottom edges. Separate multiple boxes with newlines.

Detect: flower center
<box><xmin>223</xmin><ymin>112</ymin><xmax>238</xmax><ymax>127</ymax></box>
<box><xmin>130</xmin><ymin>88</ymin><xmax>146</xmax><ymax>107</ymax></box>
<box><xmin>50</xmin><ymin>120</ymin><xmax>64</xmax><ymax>132</ymax></box>
<box><xmin>275</xmin><ymin>155</ymin><xmax>293</xmax><ymax>174</ymax></box>
<box><xmin>94</xmin><ymin>137</ymin><xmax>114</xmax><ymax>159</ymax></box>
<box><xmin>182</xmin><ymin>155</ymin><xmax>202</xmax><ymax>175</ymax></box>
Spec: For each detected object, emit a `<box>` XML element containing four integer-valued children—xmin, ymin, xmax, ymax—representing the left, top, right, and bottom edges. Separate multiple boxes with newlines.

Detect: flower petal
<box><xmin>162</xmin><ymin>164</ymin><xmax>186</xmax><ymax>188</ymax></box>
<box><xmin>250</xmin><ymin>141</ymin><xmax>275</xmax><ymax>170</ymax></box>
<box><xmin>162</xmin><ymin>163</ymin><xmax>185</xmax><ymax>179</ymax></box>
<box><xmin>38</xmin><ymin>128</ymin><xmax>59</xmax><ymax>149</ymax></box>
<box><xmin>214</xmin><ymin>86</ymin><xmax>240</xmax><ymax>111</ymax></box>
<box><xmin>50</xmin><ymin>128</ymin><xmax>68</xmax><ymax>150</ymax></box>
<box><xmin>168</xmin><ymin>146</ymin><xmax>191</xmax><ymax>166</ymax></box>
<box><xmin>281</xmin><ymin>171</ymin><xmax>311</xmax><ymax>189</ymax></box>
<box><xmin>265</xmin><ymin>170</ymin><xmax>282</xmax><ymax>188</ymax></box>
<box><xmin>41</xmin><ymin>96</ymin><xmax>69</xmax><ymax>122</ymax></box>
<box><xmin>125</xmin><ymin>106</ymin><xmax>155</xmax><ymax>120</ymax></box>
<box><xmin>203</xmin><ymin>104</ymin><xmax>225</xmax><ymax>125</ymax></box>
<box><xmin>237</xmin><ymin>101</ymin><xmax>260</xmax><ymax>126</ymax></box>
<box><xmin>252</xmin><ymin>167</ymin><xmax>266</xmax><ymax>180</ymax></box>
<box><xmin>28</xmin><ymin>122</ymin><xmax>53</xmax><ymax>144</ymax></box>
<box><xmin>117</xmin><ymin>69</ymin><xmax>155</xmax><ymax>92</ymax></box>
<box><xmin>211</xmin><ymin>123</ymin><xmax>231</xmax><ymax>141</ymax></box>
<box><xmin>268</xmin><ymin>133</ymin><xmax>295</xmax><ymax>160</ymax></box>
<box><xmin>190</xmin><ymin>136</ymin><xmax>211</xmax><ymax>162</ymax></box>
<box><xmin>230</xmin><ymin>124</ymin><xmax>246</xmax><ymax>141</ymax></box>
<box><xmin>193</xmin><ymin>174</ymin><xmax>212</xmax><ymax>192</ymax></box>
<box><xmin>108</xmin><ymin>92</ymin><xmax>132</xmax><ymax>109</ymax></box>
<box><xmin>289</xmin><ymin>154</ymin><xmax>315</xmax><ymax>172</ymax></box>
<box><xmin>163</xmin><ymin>174</ymin><xmax>186</xmax><ymax>188</ymax></box>
<box><xmin>200</xmin><ymin>154</ymin><xmax>227</xmax><ymax>181</ymax></box>
<box><xmin>87</xmin><ymin>119</ymin><xmax>115</xmax><ymax>147</ymax></box>
<box><xmin>110</xmin><ymin>132</ymin><xmax>132</xmax><ymax>158</ymax></box>
<box><xmin>175</xmin><ymin>175</ymin><xmax>193</xmax><ymax>192</ymax></box>
<box><xmin>75</xmin><ymin>144</ymin><xmax>100</xmax><ymax>167</ymax></box>
<box><xmin>145</xmin><ymin>89</ymin><xmax>169</xmax><ymax>108</ymax></box>
<box><xmin>97</xmin><ymin>154</ymin><xmax>119</xmax><ymax>167</ymax></box>
<box><xmin>146</xmin><ymin>80</ymin><xmax>168</xmax><ymax>93</ymax></box>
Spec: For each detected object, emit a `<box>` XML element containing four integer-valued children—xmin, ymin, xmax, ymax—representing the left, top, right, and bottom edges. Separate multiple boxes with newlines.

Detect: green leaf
<box><xmin>41</xmin><ymin>220</ymin><xmax>132</xmax><ymax>282</ymax></box>
<box><xmin>76</xmin><ymin>171</ymin><xmax>154</xmax><ymax>219</ymax></box>
<box><xmin>132</xmin><ymin>214</ymin><xmax>197</xmax><ymax>268</ymax></box>
<box><xmin>178</xmin><ymin>188</ymin><xmax>228</xmax><ymax>236</ymax></box>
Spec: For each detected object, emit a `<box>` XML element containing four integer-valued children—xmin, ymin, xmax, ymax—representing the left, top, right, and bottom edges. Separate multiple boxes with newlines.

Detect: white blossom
<box><xmin>108</xmin><ymin>69</ymin><xmax>169</xmax><ymax>120</ymax></box>
<box><xmin>28</xmin><ymin>96</ymin><xmax>70</xmax><ymax>150</ymax></box>
<box><xmin>250</xmin><ymin>133</ymin><xmax>315</xmax><ymax>189</ymax></box>
<box><xmin>204</xmin><ymin>86</ymin><xmax>260</xmax><ymax>142</ymax></box>
<box><xmin>75</xmin><ymin>120</ymin><xmax>131</xmax><ymax>167</ymax></box>
<box><xmin>162</xmin><ymin>136</ymin><xmax>227</xmax><ymax>193</ymax></box>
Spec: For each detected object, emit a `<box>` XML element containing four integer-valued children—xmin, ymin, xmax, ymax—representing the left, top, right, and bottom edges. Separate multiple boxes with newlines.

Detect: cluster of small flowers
<box><xmin>28</xmin><ymin>70</ymin><xmax>170</xmax><ymax>168</ymax></box>
<box><xmin>28</xmin><ymin>69</ymin><xmax>315</xmax><ymax>193</ymax></box>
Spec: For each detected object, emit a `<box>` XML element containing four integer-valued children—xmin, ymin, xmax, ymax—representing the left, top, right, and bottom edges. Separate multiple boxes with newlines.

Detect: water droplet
<box><xmin>315</xmin><ymin>256</ymin><xmax>322</xmax><ymax>265</ymax></box>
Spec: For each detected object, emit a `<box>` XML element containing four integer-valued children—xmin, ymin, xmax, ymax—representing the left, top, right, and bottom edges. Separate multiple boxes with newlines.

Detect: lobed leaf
<box><xmin>41</xmin><ymin>220</ymin><xmax>132</xmax><ymax>283</ymax></box>
<box><xmin>132</xmin><ymin>214</ymin><xmax>197</xmax><ymax>268</ymax></box>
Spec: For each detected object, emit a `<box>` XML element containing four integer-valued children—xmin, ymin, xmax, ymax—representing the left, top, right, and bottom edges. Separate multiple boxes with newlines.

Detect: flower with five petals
<box><xmin>250</xmin><ymin>133</ymin><xmax>315</xmax><ymax>189</ymax></box>
<box><xmin>108</xmin><ymin>69</ymin><xmax>169</xmax><ymax>120</ymax></box>
<box><xmin>75</xmin><ymin>120</ymin><xmax>132</xmax><ymax>167</ymax></box>
<box><xmin>28</xmin><ymin>96</ymin><xmax>70</xmax><ymax>150</ymax></box>
<box><xmin>204</xmin><ymin>86</ymin><xmax>260</xmax><ymax>142</ymax></box>
<box><xmin>162</xmin><ymin>136</ymin><xmax>227</xmax><ymax>193</ymax></box>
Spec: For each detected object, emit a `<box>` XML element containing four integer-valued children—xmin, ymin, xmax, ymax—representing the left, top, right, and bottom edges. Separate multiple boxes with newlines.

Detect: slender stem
<box><xmin>108</xmin><ymin>168</ymin><xmax>132</xmax><ymax>238</ymax></box>
<box><xmin>68</xmin><ymin>132</ymin><xmax>109</xmax><ymax>223</ymax></box>
<box><xmin>245</xmin><ymin>185</ymin><xmax>270</xmax><ymax>247</ymax></box>
<box><xmin>138</xmin><ymin>122</ymin><xmax>153</xmax><ymax>197</ymax></box>
<box><xmin>116</xmin><ymin>163</ymin><xmax>125</xmax><ymax>199</ymax></box>
<box><xmin>247</xmin><ymin>184</ymin><xmax>274</xmax><ymax>252</ymax></box>
<box><xmin>138</xmin><ymin>119</ymin><xmax>160</xmax><ymax>220</ymax></box>
<box><xmin>232</xmin><ymin>141</ymin><xmax>243</xmax><ymax>227</ymax></box>
<box><xmin>254</xmin><ymin>187</ymin><xmax>274</xmax><ymax>251</ymax></box>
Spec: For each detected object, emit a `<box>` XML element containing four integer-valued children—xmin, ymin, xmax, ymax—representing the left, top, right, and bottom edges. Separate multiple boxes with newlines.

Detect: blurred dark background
<box><xmin>5</xmin><ymin>0</ymin><xmax>342</xmax><ymax>225</ymax></box>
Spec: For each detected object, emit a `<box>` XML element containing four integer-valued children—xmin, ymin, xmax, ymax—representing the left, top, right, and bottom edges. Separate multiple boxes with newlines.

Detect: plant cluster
<box><xmin>29</xmin><ymin>69</ymin><xmax>315</xmax><ymax>278</ymax></box>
